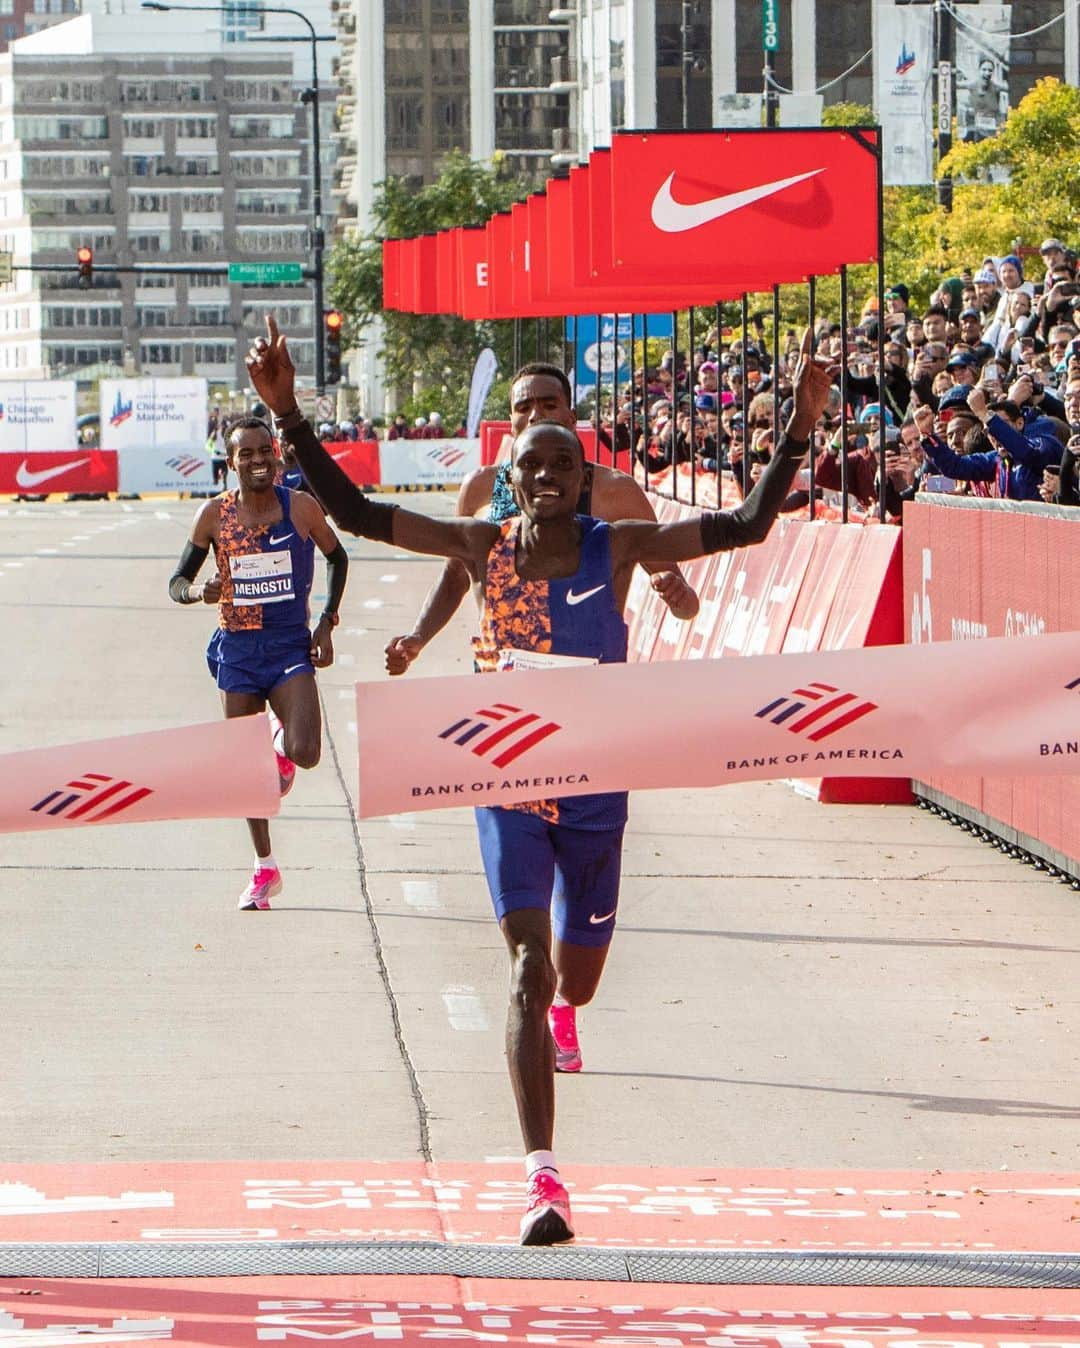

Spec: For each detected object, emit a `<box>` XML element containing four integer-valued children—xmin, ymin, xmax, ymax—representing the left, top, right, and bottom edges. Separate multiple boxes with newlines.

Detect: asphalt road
<box><xmin>2</xmin><ymin>494</ymin><xmax>1078</xmax><ymax>1171</ymax></box>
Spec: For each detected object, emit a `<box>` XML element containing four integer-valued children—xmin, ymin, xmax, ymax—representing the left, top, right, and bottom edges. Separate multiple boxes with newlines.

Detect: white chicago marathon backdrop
<box><xmin>0</xmin><ymin>379</ymin><xmax>77</xmax><ymax>453</ymax></box>
<box><xmin>100</xmin><ymin>377</ymin><xmax>212</xmax><ymax>495</ymax></box>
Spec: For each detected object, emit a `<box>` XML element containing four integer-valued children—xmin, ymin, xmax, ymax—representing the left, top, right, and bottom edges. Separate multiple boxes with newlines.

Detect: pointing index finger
<box><xmin>265</xmin><ymin>313</ymin><xmax>280</xmax><ymax>344</ymax></box>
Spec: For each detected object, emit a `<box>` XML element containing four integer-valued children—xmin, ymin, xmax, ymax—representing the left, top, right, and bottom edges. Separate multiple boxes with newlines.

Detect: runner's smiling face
<box><xmin>510</xmin><ymin>374</ymin><xmax>575</xmax><ymax>435</ymax></box>
<box><xmin>510</xmin><ymin>423</ymin><xmax>584</xmax><ymax>523</ymax></box>
<box><xmin>228</xmin><ymin>427</ymin><xmax>279</xmax><ymax>494</ymax></box>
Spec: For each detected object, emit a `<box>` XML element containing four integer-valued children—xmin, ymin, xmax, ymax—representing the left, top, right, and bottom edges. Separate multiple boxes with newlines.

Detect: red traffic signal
<box><xmin>324</xmin><ymin>309</ymin><xmax>344</xmax><ymax>332</ymax></box>
<box><xmin>324</xmin><ymin>310</ymin><xmax>343</xmax><ymax>385</ymax></box>
<box><xmin>76</xmin><ymin>245</ymin><xmax>93</xmax><ymax>289</ymax></box>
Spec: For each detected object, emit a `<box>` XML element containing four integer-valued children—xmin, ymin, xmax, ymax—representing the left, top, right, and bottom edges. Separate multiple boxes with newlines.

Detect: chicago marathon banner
<box><xmin>101</xmin><ymin>377</ymin><xmax>213</xmax><ymax>496</ymax></box>
<box><xmin>355</xmin><ymin>632</ymin><xmax>1080</xmax><ymax>817</ymax></box>
<box><xmin>875</xmin><ymin>0</ymin><xmax>935</xmax><ymax>186</ymax></box>
<box><xmin>0</xmin><ymin>715</ymin><xmax>279</xmax><ymax>834</ymax></box>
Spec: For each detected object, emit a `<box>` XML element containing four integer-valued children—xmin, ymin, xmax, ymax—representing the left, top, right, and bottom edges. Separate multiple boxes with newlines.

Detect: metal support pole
<box><xmin>839</xmin><ymin>264</ymin><xmax>850</xmax><ymax>523</ymax></box>
<box><xmin>642</xmin><ymin>312</ymin><xmax>650</xmax><ymax>493</ymax></box>
<box><xmin>628</xmin><ymin>316</ymin><xmax>637</xmax><ymax>477</ymax></box>
<box><xmin>935</xmin><ymin>0</ymin><xmax>954</xmax><ymax>212</ymax></box>
<box><xmin>593</xmin><ymin>312</ymin><xmax>601</xmax><ymax>463</ymax></box>
<box><xmin>771</xmin><ymin>284</ymin><xmax>781</xmax><ymax>443</ymax></box>
<box><xmin>688</xmin><ymin>305</ymin><xmax>696</xmax><ymax>507</ymax></box>
<box><xmin>807</xmin><ymin>275</ymin><xmax>816</xmax><ymax>521</ymax></box>
<box><xmin>670</xmin><ymin>308</ymin><xmax>679</xmax><ymax>499</ymax></box>
<box><xmin>740</xmin><ymin>293</ymin><xmax>750</xmax><ymax>496</ymax></box>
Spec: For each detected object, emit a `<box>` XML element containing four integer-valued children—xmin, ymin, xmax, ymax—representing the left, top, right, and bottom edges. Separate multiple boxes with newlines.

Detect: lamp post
<box><xmin>142</xmin><ymin>0</ymin><xmax>327</xmax><ymax>392</ymax></box>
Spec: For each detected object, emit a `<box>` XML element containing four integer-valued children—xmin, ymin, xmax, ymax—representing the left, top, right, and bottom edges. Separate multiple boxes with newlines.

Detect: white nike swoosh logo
<box><xmin>588</xmin><ymin>909</ymin><xmax>617</xmax><ymax>925</ymax></box>
<box><xmin>269</xmin><ymin>532</ymin><xmax>294</xmax><ymax>545</ymax></box>
<box><xmin>566</xmin><ymin>584</ymin><xmax>605</xmax><ymax>606</ymax></box>
<box><xmin>283</xmin><ymin>662</ymin><xmax>308</xmax><ymax>675</ymax></box>
<box><xmin>650</xmin><ymin>168</ymin><xmax>825</xmax><ymax>234</ymax></box>
<box><xmin>15</xmin><ymin>457</ymin><xmax>92</xmax><ymax>489</ymax></box>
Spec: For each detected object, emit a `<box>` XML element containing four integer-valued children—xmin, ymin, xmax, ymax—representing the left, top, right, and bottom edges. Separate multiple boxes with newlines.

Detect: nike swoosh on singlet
<box><xmin>565</xmin><ymin>584</ymin><xmax>605</xmax><ymax>606</ymax></box>
<box><xmin>588</xmin><ymin>909</ymin><xmax>617</xmax><ymax>925</ymax></box>
<box><xmin>649</xmin><ymin>168</ymin><xmax>825</xmax><ymax>234</ymax></box>
<box><xmin>14</xmin><ymin>457</ymin><xmax>92</xmax><ymax>489</ymax></box>
<box><xmin>269</xmin><ymin>531</ymin><xmax>294</xmax><ymax>545</ymax></box>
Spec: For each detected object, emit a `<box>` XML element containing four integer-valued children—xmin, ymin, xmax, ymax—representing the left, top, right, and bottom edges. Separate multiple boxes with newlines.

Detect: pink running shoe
<box><xmin>519</xmin><ymin>1170</ymin><xmax>574</xmax><ymax>1246</ymax></box>
<box><xmin>238</xmin><ymin>864</ymin><xmax>282</xmax><ymax>911</ymax></box>
<box><xmin>548</xmin><ymin>1002</ymin><xmax>582</xmax><ymax>1073</ymax></box>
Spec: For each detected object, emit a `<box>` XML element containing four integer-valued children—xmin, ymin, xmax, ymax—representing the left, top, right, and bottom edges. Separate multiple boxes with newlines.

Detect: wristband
<box><xmin>273</xmin><ymin>405</ymin><xmax>305</xmax><ymax>431</ymax></box>
<box><xmin>320</xmin><ymin>609</ymin><xmax>339</xmax><ymax>627</ymax></box>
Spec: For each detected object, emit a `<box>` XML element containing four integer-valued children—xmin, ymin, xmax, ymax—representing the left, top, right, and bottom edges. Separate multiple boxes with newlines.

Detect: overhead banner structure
<box><xmin>354</xmin><ymin>633</ymin><xmax>1079</xmax><ymax>819</ymax></box>
<box><xmin>875</xmin><ymin>0</ymin><xmax>935</xmax><ymax>185</ymax></box>
<box><xmin>0</xmin><ymin>715</ymin><xmax>279</xmax><ymax>835</ymax></box>
<box><xmin>383</xmin><ymin>129</ymin><xmax>881</xmax><ymax>320</ymax></box>
<box><xmin>101</xmin><ymin>377</ymin><xmax>213</xmax><ymax>496</ymax></box>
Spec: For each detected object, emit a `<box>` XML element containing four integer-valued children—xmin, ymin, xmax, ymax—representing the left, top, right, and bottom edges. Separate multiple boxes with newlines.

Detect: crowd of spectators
<box><xmin>596</xmin><ymin>237</ymin><xmax>1079</xmax><ymax>514</ymax></box>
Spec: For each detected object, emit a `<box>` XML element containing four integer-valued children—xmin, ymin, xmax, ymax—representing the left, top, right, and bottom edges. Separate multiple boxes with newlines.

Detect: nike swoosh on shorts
<box><xmin>566</xmin><ymin>584</ymin><xmax>605</xmax><ymax>606</ymax></box>
<box><xmin>588</xmin><ymin>909</ymin><xmax>617</xmax><ymax>925</ymax></box>
<box><xmin>650</xmin><ymin>167</ymin><xmax>825</xmax><ymax>234</ymax></box>
<box><xmin>283</xmin><ymin>662</ymin><xmax>308</xmax><ymax>675</ymax></box>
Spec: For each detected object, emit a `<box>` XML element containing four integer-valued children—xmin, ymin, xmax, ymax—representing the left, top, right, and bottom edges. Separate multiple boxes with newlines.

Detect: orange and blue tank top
<box><xmin>214</xmin><ymin>486</ymin><xmax>315</xmax><ymax>633</ymax></box>
<box><xmin>474</xmin><ymin>515</ymin><xmax>628</xmax><ymax>829</ymax></box>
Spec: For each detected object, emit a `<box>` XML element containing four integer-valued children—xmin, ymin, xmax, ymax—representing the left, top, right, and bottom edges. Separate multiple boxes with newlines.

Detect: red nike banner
<box><xmin>457</xmin><ymin>225</ymin><xmax>490</xmax><ymax>319</ymax></box>
<box><xmin>486</xmin><ymin>213</ymin><xmax>513</xmax><ymax>319</ymax></box>
<box><xmin>413</xmin><ymin>233</ymin><xmax>439</xmax><ymax>315</ymax></box>
<box><xmin>394</xmin><ymin>237</ymin><xmax>416</xmax><ymax>313</ymax></box>
<box><xmin>0</xmin><ymin>450</ymin><xmax>118</xmax><ymax>495</ymax></box>
<box><xmin>381</xmin><ymin>238</ymin><xmax>400</xmax><ymax>311</ymax></box>
<box><xmin>435</xmin><ymin>228</ymin><xmax>457</xmax><ymax>314</ymax></box>
<box><xmin>609</xmin><ymin>129</ymin><xmax>880</xmax><ymax>284</ymax></box>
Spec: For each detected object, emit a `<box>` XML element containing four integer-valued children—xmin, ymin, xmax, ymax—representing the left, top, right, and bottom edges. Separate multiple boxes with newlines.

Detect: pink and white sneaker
<box><xmin>548</xmin><ymin>1002</ymin><xmax>582</xmax><ymax>1073</ymax></box>
<box><xmin>519</xmin><ymin>1170</ymin><xmax>574</xmax><ymax>1245</ymax></box>
<box><xmin>238</xmin><ymin>864</ymin><xmax>282</xmax><ymax>911</ymax></box>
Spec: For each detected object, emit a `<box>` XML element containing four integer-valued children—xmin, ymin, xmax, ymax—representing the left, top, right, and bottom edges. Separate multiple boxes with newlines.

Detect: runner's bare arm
<box><xmin>384</xmin><ymin>469</ymin><xmax>490</xmax><ymax>676</ymax></box>
<box><xmin>291</xmin><ymin>493</ymin><xmax>348</xmax><ymax>667</ymax></box>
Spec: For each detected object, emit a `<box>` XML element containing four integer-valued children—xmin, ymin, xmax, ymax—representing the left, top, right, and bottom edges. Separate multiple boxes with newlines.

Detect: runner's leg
<box><xmin>267</xmin><ymin>670</ymin><xmax>321</xmax><ymax>770</ymax></box>
<box><xmin>221</xmin><ymin>690</ymin><xmax>270</xmax><ymax>854</ymax></box>
<box><xmin>500</xmin><ymin>906</ymin><xmax>557</xmax><ymax>1152</ymax></box>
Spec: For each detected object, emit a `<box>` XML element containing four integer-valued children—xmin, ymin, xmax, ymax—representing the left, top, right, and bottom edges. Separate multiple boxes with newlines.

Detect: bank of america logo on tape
<box><xmin>31</xmin><ymin>772</ymin><xmax>154</xmax><ymax>822</ymax></box>
<box><xmin>165</xmin><ymin>454</ymin><xmax>205</xmax><ymax>478</ymax></box>
<box><xmin>756</xmin><ymin>681</ymin><xmax>878</xmax><ymax>742</ymax></box>
<box><xmin>428</xmin><ymin>445</ymin><xmax>467</xmax><ymax>469</ymax></box>
<box><xmin>439</xmin><ymin>701</ymin><xmax>561</xmax><ymax>768</ymax></box>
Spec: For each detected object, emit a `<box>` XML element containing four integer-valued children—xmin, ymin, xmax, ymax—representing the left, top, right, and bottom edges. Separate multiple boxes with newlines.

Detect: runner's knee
<box><xmin>284</xmin><ymin>728</ymin><xmax>320</xmax><ymax>769</ymax></box>
<box><xmin>508</xmin><ymin>936</ymin><xmax>557</xmax><ymax>1018</ymax></box>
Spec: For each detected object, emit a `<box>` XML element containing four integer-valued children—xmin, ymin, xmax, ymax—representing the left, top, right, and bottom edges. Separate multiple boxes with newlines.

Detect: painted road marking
<box><xmin>442</xmin><ymin>985</ymin><xmax>490</xmax><ymax>1032</ymax></box>
<box><xmin>401</xmin><ymin>880</ymin><xmax>440</xmax><ymax>910</ymax></box>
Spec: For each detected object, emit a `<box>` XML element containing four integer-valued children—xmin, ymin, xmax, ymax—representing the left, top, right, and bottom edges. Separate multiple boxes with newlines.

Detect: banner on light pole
<box><xmin>875</xmin><ymin>1</ymin><xmax>935</xmax><ymax>186</ymax></box>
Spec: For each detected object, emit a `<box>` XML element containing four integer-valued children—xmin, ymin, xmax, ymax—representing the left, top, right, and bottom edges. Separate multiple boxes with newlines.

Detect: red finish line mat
<box><xmin>1</xmin><ymin>1277</ymin><xmax>1080</xmax><ymax>1346</ymax></box>
<box><xmin>2</xmin><ymin>1163</ymin><xmax>1078</xmax><ymax>1252</ymax></box>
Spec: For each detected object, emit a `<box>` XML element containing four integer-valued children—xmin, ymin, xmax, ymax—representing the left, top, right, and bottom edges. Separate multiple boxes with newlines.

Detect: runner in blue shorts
<box><xmin>246</xmin><ymin>316</ymin><xmax>835</xmax><ymax>1246</ymax></box>
<box><xmin>169</xmin><ymin>415</ymin><xmax>348</xmax><ymax>910</ymax></box>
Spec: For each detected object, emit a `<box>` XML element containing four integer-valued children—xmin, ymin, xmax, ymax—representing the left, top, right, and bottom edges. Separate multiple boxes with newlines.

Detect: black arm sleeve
<box><xmin>279</xmin><ymin>417</ymin><xmax>398</xmax><ymax>542</ymax></box>
<box><xmin>168</xmin><ymin>540</ymin><xmax>210</xmax><ymax>604</ymax></box>
<box><xmin>699</xmin><ymin>433</ymin><xmax>809</xmax><ymax>553</ymax></box>
<box><xmin>321</xmin><ymin>541</ymin><xmax>349</xmax><ymax>615</ymax></box>
<box><xmin>1059</xmin><ymin>446</ymin><xmax>1079</xmax><ymax>507</ymax></box>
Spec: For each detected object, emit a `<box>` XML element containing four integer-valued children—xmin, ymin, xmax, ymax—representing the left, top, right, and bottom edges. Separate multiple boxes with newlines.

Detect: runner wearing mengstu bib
<box><xmin>169</xmin><ymin>415</ymin><xmax>349</xmax><ymax>912</ymax></box>
<box><xmin>245</xmin><ymin>315</ymin><xmax>834</xmax><ymax>1249</ymax></box>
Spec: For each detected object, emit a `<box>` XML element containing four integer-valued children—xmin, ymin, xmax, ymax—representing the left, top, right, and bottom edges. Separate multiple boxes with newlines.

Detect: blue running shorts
<box><xmin>475</xmin><ymin>805</ymin><xmax>625</xmax><ymax>948</ymax></box>
<box><xmin>206</xmin><ymin>625</ymin><xmax>315</xmax><ymax>697</ymax></box>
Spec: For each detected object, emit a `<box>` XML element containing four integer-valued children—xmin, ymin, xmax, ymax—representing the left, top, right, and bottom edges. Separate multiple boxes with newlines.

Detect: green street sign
<box><xmin>227</xmin><ymin>262</ymin><xmax>304</xmax><ymax>285</ymax></box>
<box><xmin>762</xmin><ymin>0</ymin><xmax>779</xmax><ymax>51</ymax></box>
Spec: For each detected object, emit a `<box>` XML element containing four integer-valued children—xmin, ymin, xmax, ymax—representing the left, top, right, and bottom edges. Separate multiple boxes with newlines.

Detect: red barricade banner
<box><xmin>903</xmin><ymin>499</ymin><xmax>1079</xmax><ymax>869</ymax></box>
<box><xmin>354</xmin><ymin>631</ymin><xmax>1078</xmax><ymax>818</ymax></box>
<box><xmin>0</xmin><ymin>450</ymin><xmax>118</xmax><ymax>495</ymax></box>
<box><xmin>0</xmin><ymin>715</ymin><xmax>279</xmax><ymax>834</ymax></box>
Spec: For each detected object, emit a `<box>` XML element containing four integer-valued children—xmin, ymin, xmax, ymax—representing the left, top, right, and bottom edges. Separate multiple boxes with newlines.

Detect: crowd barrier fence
<box><xmin>902</xmin><ymin>496</ymin><xmax>1079</xmax><ymax>878</ymax></box>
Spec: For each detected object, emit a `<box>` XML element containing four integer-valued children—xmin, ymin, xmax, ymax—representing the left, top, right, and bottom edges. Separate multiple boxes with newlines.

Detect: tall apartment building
<box><xmin>0</xmin><ymin>6</ymin><xmax>336</xmax><ymax>388</ymax></box>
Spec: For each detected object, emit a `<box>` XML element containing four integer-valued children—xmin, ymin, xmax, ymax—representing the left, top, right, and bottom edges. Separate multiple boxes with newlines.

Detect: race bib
<box><xmin>229</xmin><ymin>551</ymin><xmax>295</xmax><ymax>606</ymax></box>
<box><xmin>497</xmin><ymin>648</ymin><xmax>599</xmax><ymax>672</ymax></box>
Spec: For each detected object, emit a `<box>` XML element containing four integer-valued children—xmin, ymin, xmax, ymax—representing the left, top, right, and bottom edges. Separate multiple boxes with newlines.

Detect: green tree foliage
<box><xmin>821</xmin><ymin>102</ymin><xmax>874</xmax><ymax>128</ymax></box>
<box><xmin>328</xmin><ymin>151</ymin><xmax>560</xmax><ymax>424</ymax></box>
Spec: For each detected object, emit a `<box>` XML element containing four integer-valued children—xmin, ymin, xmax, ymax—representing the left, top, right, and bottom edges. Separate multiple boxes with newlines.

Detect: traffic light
<box><xmin>76</xmin><ymin>245</ymin><xmax>93</xmax><ymax>289</ymax></box>
<box><xmin>324</xmin><ymin>308</ymin><xmax>343</xmax><ymax>385</ymax></box>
